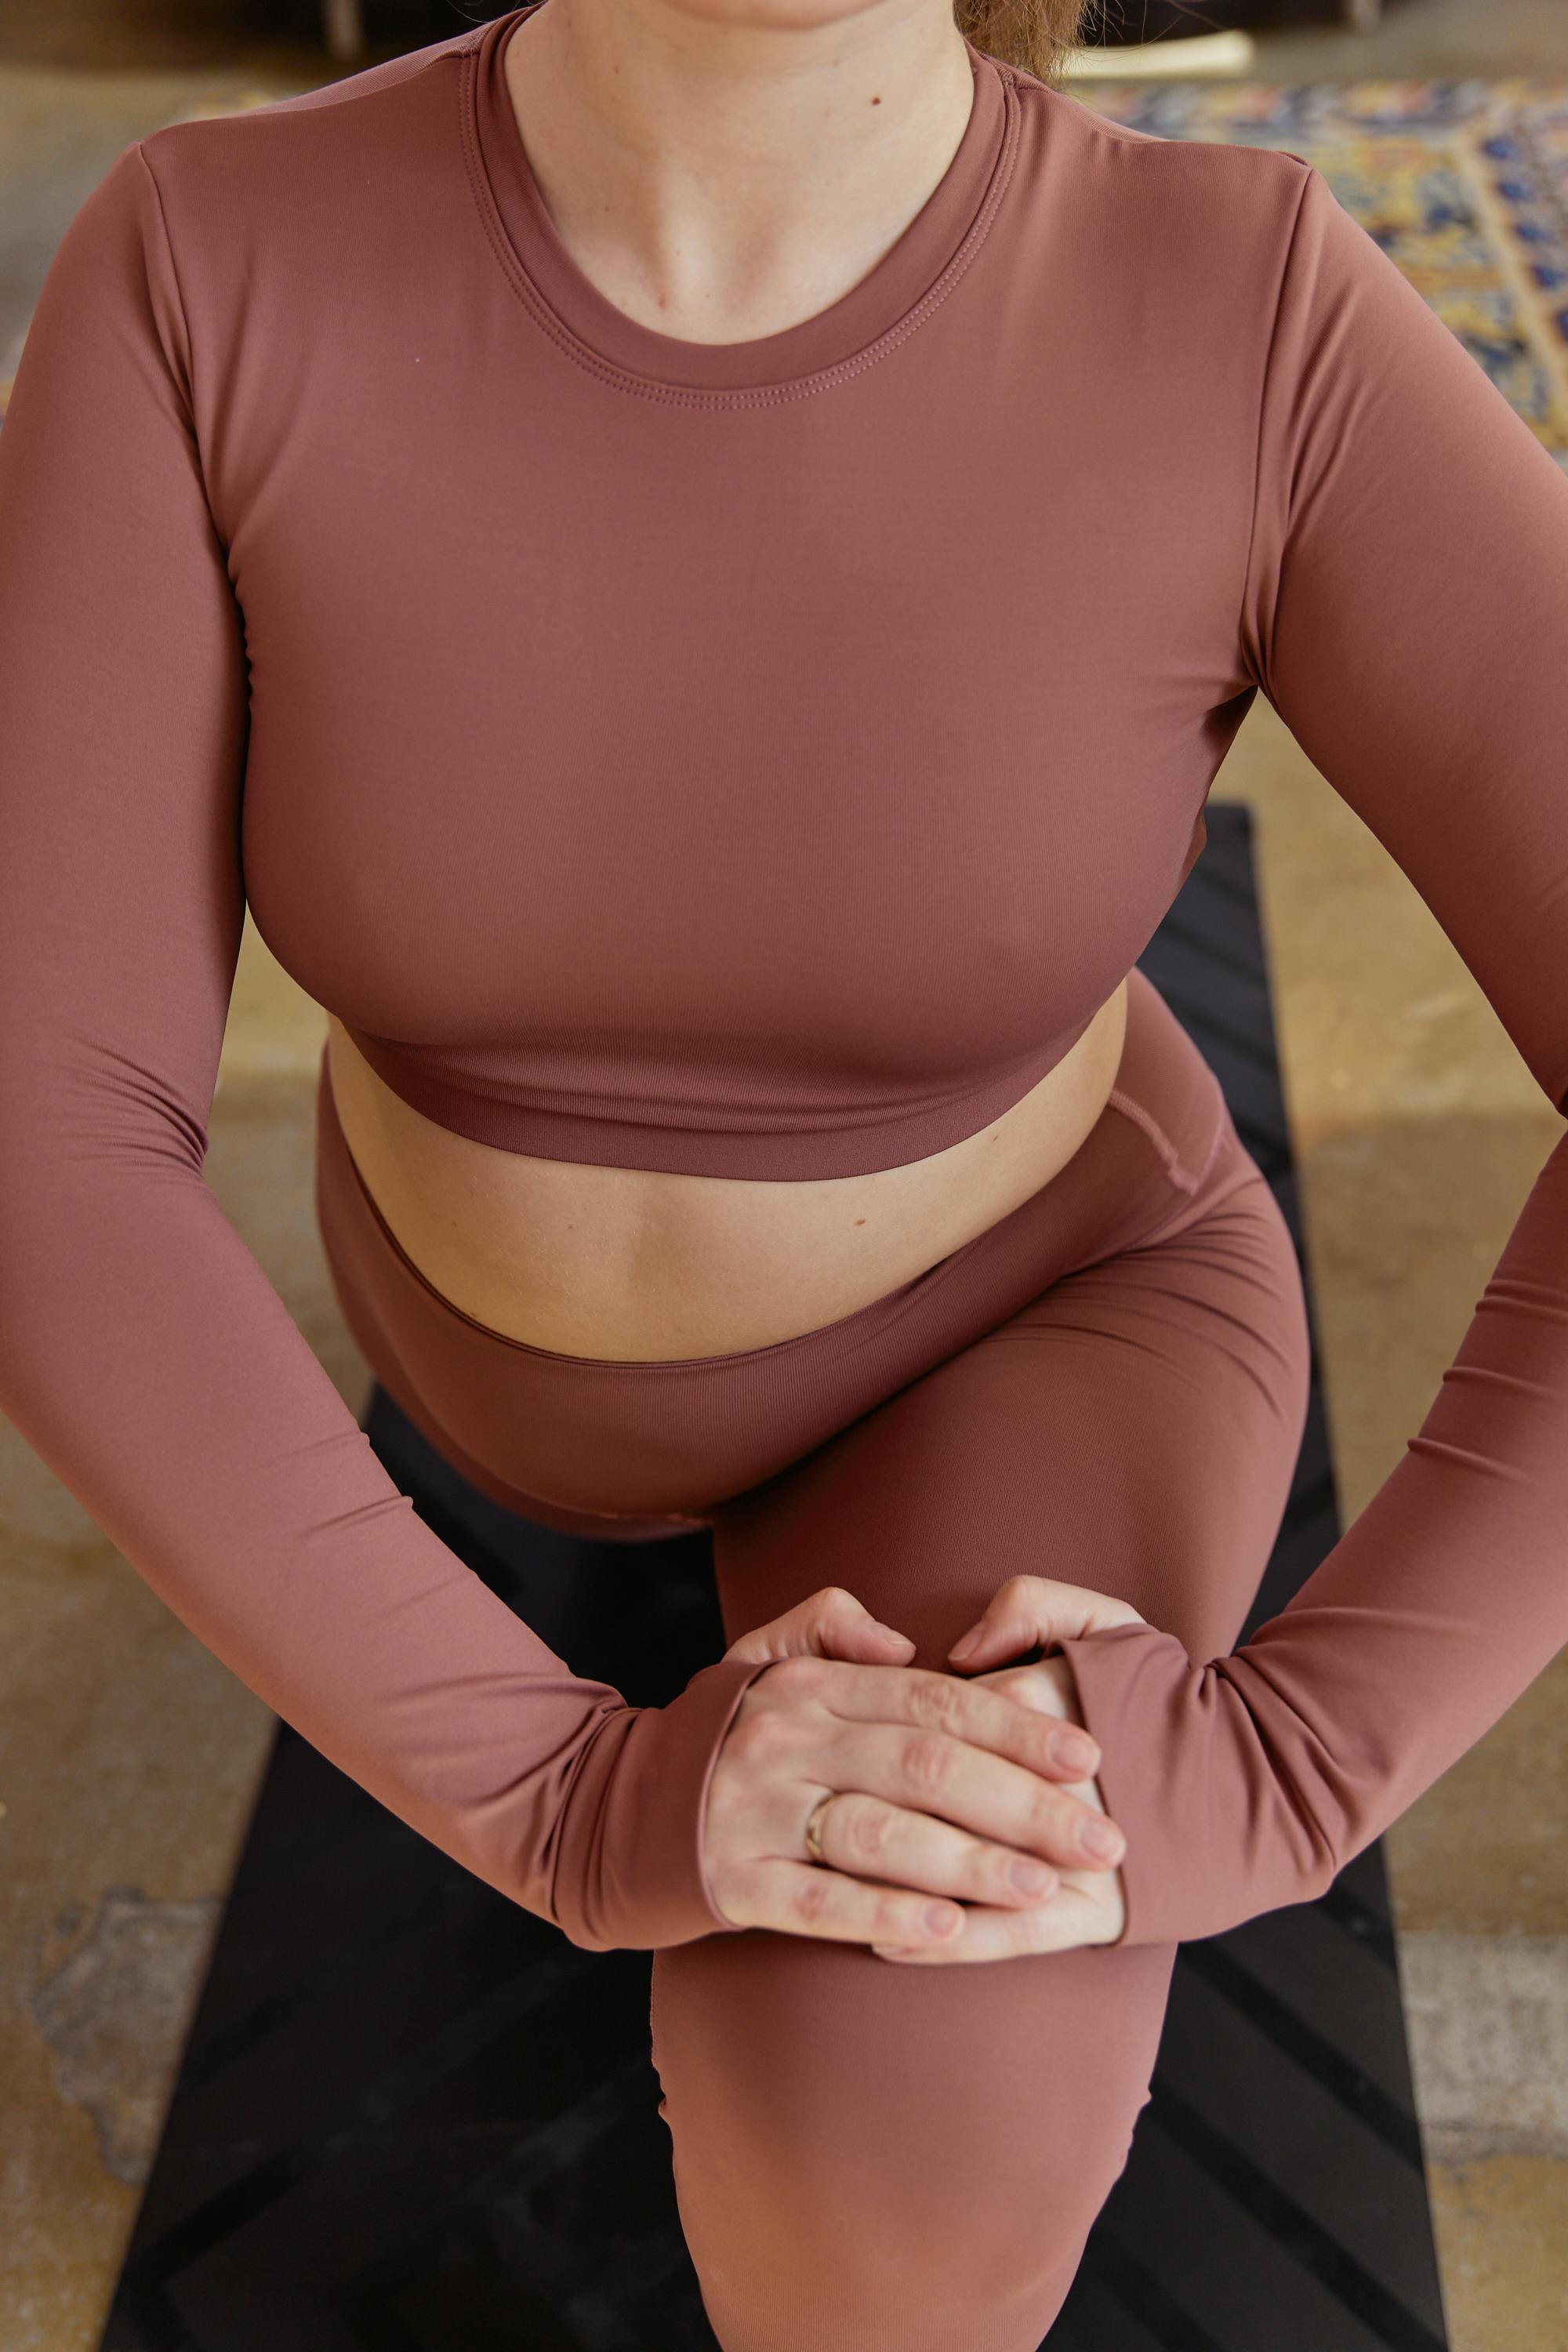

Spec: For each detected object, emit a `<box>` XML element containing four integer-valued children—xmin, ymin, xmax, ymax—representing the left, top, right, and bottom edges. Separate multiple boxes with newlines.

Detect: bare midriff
<box><xmin>323</xmin><ymin>977</ymin><xmax>1129</xmax><ymax>1363</ymax></box>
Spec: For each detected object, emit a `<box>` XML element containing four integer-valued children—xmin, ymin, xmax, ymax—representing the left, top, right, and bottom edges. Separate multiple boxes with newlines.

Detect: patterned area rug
<box><xmin>5</xmin><ymin>73</ymin><xmax>1568</xmax><ymax>463</ymax></box>
<box><xmin>1069</xmin><ymin>74</ymin><xmax>1568</xmax><ymax>466</ymax></box>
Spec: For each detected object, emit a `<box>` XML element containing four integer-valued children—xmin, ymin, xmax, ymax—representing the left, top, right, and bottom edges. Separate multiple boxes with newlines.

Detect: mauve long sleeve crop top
<box><xmin>2</xmin><ymin>2</ymin><xmax>1566</xmax><ymax>1952</ymax></box>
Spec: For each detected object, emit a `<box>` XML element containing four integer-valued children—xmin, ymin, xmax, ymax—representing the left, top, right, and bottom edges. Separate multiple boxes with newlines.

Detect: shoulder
<box><xmin>1002</xmin><ymin>65</ymin><xmax>1316</xmax><ymax>285</ymax></box>
<box><xmin>100</xmin><ymin>20</ymin><xmax>489</xmax><ymax>352</ymax></box>
<box><xmin>134</xmin><ymin>22</ymin><xmax>481</xmax><ymax>241</ymax></box>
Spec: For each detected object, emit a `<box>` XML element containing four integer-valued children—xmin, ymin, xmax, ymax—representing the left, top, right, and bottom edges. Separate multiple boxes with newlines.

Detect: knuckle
<box><xmin>1033</xmin><ymin>1720</ymin><xmax>1068</xmax><ymax>1772</ymax></box>
<box><xmin>728</xmin><ymin>1705</ymin><xmax>797</xmax><ymax>1771</ymax></box>
<box><xmin>793</xmin><ymin>1871</ymin><xmax>835</xmax><ymax>1927</ymax></box>
<box><xmin>989</xmin><ymin>1844</ymin><xmax>1029</xmax><ymax>1896</ymax></box>
<box><xmin>814</xmin><ymin>1584</ymin><xmax>857</xmax><ymax>1613</ymax></box>
<box><xmin>902</xmin><ymin>1730</ymin><xmax>954</xmax><ymax>1795</ymax></box>
<box><xmin>845</xmin><ymin>1797</ymin><xmax>891</xmax><ymax>1864</ymax></box>
<box><xmin>907</xmin><ymin>1671</ymin><xmax>965</xmax><ymax>1733</ymax></box>
<box><xmin>1028</xmin><ymin>1784</ymin><xmax>1074</xmax><ymax>1846</ymax></box>
<box><xmin>767</xmin><ymin>1651</ymin><xmax>817</xmax><ymax>1690</ymax></box>
<box><xmin>880</xmin><ymin>1891</ymin><xmax>927</xmax><ymax>1941</ymax></box>
<box><xmin>768</xmin><ymin>1653</ymin><xmax>832</xmax><ymax>1705</ymax></box>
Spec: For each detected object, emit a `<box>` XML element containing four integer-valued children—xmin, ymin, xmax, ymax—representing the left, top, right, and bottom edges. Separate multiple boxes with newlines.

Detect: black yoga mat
<box><xmin>98</xmin><ymin>801</ymin><xmax>1450</xmax><ymax>2352</ymax></box>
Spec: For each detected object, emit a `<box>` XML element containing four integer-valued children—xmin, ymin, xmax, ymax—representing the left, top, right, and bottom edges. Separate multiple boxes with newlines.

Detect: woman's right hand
<box><xmin>702</xmin><ymin>1586</ymin><xmax>1127</xmax><ymax>1952</ymax></box>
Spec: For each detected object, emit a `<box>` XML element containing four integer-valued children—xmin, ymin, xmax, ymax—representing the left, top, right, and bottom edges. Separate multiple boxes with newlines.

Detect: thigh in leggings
<box><xmin>314</xmin><ymin>968</ymin><xmax>1312</xmax><ymax>2352</ymax></box>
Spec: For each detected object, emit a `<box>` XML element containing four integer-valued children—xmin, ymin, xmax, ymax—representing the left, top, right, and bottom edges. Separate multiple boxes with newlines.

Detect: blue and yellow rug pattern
<box><xmin>1069</xmin><ymin>73</ymin><xmax>1568</xmax><ymax>465</ymax></box>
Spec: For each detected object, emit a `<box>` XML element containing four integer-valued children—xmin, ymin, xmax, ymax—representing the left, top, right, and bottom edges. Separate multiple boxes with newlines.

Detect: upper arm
<box><xmin>1240</xmin><ymin>161</ymin><xmax>1568</xmax><ymax>1116</ymax></box>
<box><xmin>0</xmin><ymin>139</ymin><xmax>249</xmax><ymax>1172</ymax></box>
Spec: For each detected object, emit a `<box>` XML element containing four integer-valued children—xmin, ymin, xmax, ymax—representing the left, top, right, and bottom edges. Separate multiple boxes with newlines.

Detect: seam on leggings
<box><xmin>1188</xmin><ymin>1098</ymin><xmax>1231</xmax><ymax>1192</ymax></box>
<box><xmin>1105</xmin><ymin>1083</ymin><xmax>1212</xmax><ymax>1195</ymax></box>
<box><xmin>1122</xmin><ymin>1125</ymin><xmax>1262</xmax><ymax>1259</ymax></box>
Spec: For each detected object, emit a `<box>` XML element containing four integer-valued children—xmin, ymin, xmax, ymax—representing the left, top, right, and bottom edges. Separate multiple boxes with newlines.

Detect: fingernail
<box><xmin>1010</xmin><ymin>1857</ymin><xmax>1054</xmax><ymax>1896</ymax></box>
<box><xmin>1080</xmin><ymin>1817</ymin><xmax>1124</xmax><ymax>1862</ymax></box>
<box><xmin>924</xmin><ymin>1903</ymin><xmax>960</xmax><ymax>1936</ymax></box>
<box><xmin>1051</xmin><ymin>1730</ymin><xmax>1098</xmax><ymax>1773</ymax></box>
<box><xmin>949</xmin><ymin>1631</ymin><xmax>979</xmax><ymax>1659</ymax></box>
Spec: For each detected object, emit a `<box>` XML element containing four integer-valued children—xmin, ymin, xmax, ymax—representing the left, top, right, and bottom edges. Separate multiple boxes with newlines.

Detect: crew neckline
<box><xmin>461</xmin><ymin>1</ymin><xmax>1018</xmax><ymax>403</ymax></box>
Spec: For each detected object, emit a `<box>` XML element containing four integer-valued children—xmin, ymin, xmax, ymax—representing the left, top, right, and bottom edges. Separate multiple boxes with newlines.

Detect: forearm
<box><xmin>0</xmin><ymin>1123</ymin><xmax>767</xmax><ymax>1951</ymax></box>
<box><xmin>0</xmin><ymin>134</ymin><xmax>771</xmax><ymax>1961</ymax></box>
<box><xmin>1058</xmin><ymin>1120</ymin><xmax>1568</xmax><ymax>1945</ymax></box>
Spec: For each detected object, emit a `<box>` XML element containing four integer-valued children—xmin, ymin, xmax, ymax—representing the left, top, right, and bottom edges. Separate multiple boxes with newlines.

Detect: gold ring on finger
<box><xmin>804</xmin><ymin>1791</ymin><xmax>836</xmax><ymax>1865</ymax></box>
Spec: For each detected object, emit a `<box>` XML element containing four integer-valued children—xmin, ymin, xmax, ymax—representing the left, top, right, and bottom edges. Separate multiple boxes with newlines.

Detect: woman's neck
<box><xmin>501</xmin><ymin>0</ymin><xmax>978</xmax><ymax>345</ymax></box>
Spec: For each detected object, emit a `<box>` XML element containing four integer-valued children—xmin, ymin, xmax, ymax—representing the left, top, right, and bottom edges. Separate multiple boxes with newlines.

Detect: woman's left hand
<box><xmin>872</xmin><ymin>1575</ymin><xmax>1145</xmax><ymax>1964</ymax></box>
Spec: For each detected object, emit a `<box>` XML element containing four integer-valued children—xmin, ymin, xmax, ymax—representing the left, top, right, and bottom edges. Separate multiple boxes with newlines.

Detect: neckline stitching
<box><xmin>456</xmin><ymin>26</ymin><xmax>1022</xmax><ymax>408</ymax></box>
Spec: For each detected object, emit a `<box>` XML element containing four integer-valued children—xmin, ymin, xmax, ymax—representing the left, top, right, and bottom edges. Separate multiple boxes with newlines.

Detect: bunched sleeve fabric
<box><xmin>0</xmin><ymin>143</ymin><xmax>771</xmax><ymax>1953</ymax></box>
<box><xmin>1058</xmin><ymin>158</ymin><xmax>1568</xmax><ymax>1947</ymax></box>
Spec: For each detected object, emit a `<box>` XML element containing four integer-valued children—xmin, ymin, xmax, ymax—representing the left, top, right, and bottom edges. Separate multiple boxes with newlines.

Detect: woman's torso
<box><xmin>318</xmin><ymin>16</ymin><xmax>1142</xmax><ymax>1363</ymax></box>
<box><xmin>167</xmin><ymin>16</ymin><xmax>1285</xmax><ymax>1364</ymax></box>
<box><xmin>325</xmin><ymin>978</ymin><xmax>1127</xmax><ymax>1360</ymax></box>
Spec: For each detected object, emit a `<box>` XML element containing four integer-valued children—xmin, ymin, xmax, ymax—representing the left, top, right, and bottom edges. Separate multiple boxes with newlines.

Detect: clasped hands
<box><xmin>705</xmin><ymin>1575</ymin><xmax>1142</xmax><ymax>1963</ymax></box>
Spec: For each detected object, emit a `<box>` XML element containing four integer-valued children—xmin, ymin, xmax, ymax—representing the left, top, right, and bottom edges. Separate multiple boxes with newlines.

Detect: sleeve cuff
<box><xmin>550</xmin><ymin>1650</ymin><xmax>778</xmax><ymax>1951</ymax></box>
<box><xmin>1055</xmin><ymin>1623</ymin><xmax>1196</xmax><ymax>1948</ymax></box>
<box><xmin>1056</xmin><ymin>1621</ymin><xmax>1345</xmax><ymax>1948</ymax></box>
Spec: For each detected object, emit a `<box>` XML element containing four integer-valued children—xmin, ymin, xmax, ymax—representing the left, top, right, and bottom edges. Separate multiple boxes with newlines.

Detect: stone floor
<box><xmin>2</xmin><ymin>2</ymin><xmax>1566</xmax><ymax>2347</ymax></box>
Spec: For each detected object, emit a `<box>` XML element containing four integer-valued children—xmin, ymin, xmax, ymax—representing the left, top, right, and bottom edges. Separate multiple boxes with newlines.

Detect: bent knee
<box><xmin>655</xmin><ymin>1935</ymin><xmax>1169</xmax><ymax>2352</ymax></box>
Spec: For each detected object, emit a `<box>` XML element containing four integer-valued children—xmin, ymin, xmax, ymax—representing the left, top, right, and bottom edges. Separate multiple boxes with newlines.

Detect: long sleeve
<box><xmin>0</xmin><ymin>142</ymin><xmax>771</xmax><ymax>1954</ymax></box>
<box><xmin>1058</xmin><ymin>159</ymin><xmax>1568</xmax><ymax>1947</ymax></box>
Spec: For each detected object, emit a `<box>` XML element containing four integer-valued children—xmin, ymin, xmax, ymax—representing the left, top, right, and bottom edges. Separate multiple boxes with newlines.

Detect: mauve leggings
<box><xmin>314</xmin><ymin>964</ymin><xmax>1312</xmax><ymax>2352</ymax></box>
